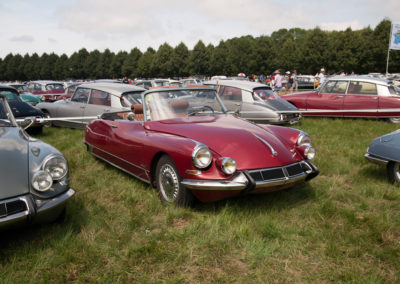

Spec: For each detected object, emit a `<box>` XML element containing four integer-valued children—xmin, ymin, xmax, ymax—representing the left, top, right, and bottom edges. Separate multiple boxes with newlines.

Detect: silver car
<box><xmin>36</xmin><ymin>83</ymin><xmax>146</xmax><ymax>129</ymax></box>
<box><xmin>0</xmin><ymin>94</ymin><xmax>74</xmax><ymax>229</ymax></box>
<box><xmin>204</xmin><ymin>80</ymin><xmax>302</xmax><ymax>124</ymax></box>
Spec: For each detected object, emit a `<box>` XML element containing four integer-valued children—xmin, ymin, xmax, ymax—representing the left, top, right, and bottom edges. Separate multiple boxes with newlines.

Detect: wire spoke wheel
<box><xmin>156</xmin><ymin>155</ymin><xmax>194</xmax><ymax>206</ymax></box>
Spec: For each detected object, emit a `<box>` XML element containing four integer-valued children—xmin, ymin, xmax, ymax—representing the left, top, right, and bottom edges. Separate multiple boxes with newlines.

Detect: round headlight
<box><xmin>221</xmin><ymin>157</ymin><xmax>237</xmax><ymax>175</ymax></box>
<box><xmin>32</xmin><ymin>170</ymin><xmax>53</xmax><ymax>192</ymax></box>
<box><xmin>297</xmin><ymin>132</ymin><xmax>312</xmax><ymax>146</ymax></box>
<box><xmin>43</xmin><ymin>155</ymin><xmax>68</xmax><ymax>180</ymax></box>
<box><xmin>304</xmin><ymin>146</ymin><xmax>316</xmax><ymax>160</ymax></box>
<box><xmin>192</xmin><ymin>145</ymin><xmax>212</xmax><ymax>169</ymax></box>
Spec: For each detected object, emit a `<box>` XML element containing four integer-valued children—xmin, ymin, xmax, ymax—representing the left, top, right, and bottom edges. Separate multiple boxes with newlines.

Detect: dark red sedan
<box><xmin>282</xmin><ymin>76</ymin><xmax>400</xmax><ymax>123</ymax></box>
<box><xmin>84</xmin><ymin>86</ymin><xmax>319</xmax><ymax>206</ymax></box>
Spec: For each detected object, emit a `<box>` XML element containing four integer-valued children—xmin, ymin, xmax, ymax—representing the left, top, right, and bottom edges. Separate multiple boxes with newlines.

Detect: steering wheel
<box><xmin>187</xmin><ymin>105</ymin><xmax>215</xmax><ymax>116</ymax></box>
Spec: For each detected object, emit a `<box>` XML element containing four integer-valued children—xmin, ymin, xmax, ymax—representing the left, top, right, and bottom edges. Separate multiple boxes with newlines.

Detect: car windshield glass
<box><xmin>0</xmin><ymin>90</ymin><xmax>19</xmax><ymax>101</ymax></box>
<box><xmin>121</xmin><ymin>91</ymin><xmax>143</xmax><ymax>106</ymax></box>
<box><xmin>253</xmin><ymin>88</ymin><xmax>279</xmax><ymax>101</ymax></box>
<box><xmin>144</xmin><ymin>89</ymin><xmax>226</xmax><ymax>121</ymax></box>
<box><xmin>0</xmin><ymin>98</ymin><xmax>14</xmax><ymax>127</ymax></box>
<box><xmin>46</xmin><ymin>84</ymin><xmax>64</xmax><ymax>90</ymax></box>
<box><xmin>10</xmin><ymin>85</ymin><xmax>26</xmax><ymax>92</ymax></box>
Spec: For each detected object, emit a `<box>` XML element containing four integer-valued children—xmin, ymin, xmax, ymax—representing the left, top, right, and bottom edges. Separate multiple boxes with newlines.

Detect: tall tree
<box><xmin>137</xmin><ymin>47</ymin><xmax>155</xmax><ymax>78</ymax></box>
<box><xmin>121</xmin><ymin>48</ymin><xmax>142</xmax><ymax>78</ymax></box>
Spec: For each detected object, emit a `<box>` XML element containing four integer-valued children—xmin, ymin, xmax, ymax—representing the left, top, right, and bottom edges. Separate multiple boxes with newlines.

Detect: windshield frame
<box><xmin>0</xmin><ymin>94</ymin><xmax>18</xmax><ymax>127</ymax></box>
<box><xmin>142</xmin><ymin>88</ymin><xmax>228</xmax><ymax>122</ymax></box>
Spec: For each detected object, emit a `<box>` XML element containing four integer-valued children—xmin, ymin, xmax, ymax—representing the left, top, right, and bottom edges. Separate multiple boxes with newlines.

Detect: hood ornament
<box><xmin>253</xmin><ymin>134</ymin><xmax>277</xmax><ymax>156</ymax></box>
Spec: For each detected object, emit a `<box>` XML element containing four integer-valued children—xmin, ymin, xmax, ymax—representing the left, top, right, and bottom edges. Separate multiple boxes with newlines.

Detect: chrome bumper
<box><xmin>364</xmin><ymin>153</ymin><xmax>389</xmax><ymax>166</ymax></box>
<box><xmin>181</xmin><ymin>161</ymin><xmax>318</xmax><ymax>191</ymax></box>
<box><xmin>0</xmin><ymin>188</ymin><xmax>75</xmax><ymax>228</ymax></box>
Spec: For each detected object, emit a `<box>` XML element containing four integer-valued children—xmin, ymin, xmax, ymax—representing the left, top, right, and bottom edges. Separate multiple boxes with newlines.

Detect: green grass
<box><xmin>1</xmin><ymin>118</ymin><xmax>400</xmax><ymax>283</ymax></box>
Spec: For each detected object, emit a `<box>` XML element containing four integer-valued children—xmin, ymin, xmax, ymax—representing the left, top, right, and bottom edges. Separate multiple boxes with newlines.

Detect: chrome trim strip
<box><xmin>181</xmin><ymin>172</ymin><xmax>248</xmax><ymax>191</ymax></box>
<box><xmin>253</xmin><ymin>134</ymin><xmax>277</xmax><ymax>156</ymax></box>
<box><xmin>364</xmin><ymin>153</ymin><xmax>389</xmax><ymax>166</ymax></box>
<box><xmin>87</xmin><ymin>142</ymin><xmax>151</xmax><ymax>184</ymax></box>
<box><xmin>276</xmin><ymin>108</ymin><xmax>400</xmax><ymax>114</ymax></box>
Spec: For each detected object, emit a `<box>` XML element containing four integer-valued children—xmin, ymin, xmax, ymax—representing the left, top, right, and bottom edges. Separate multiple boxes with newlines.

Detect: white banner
<box><xmin>390</xmin><ymin>22</ymin><xmax>400</xmax><ymax>50</ymax></box>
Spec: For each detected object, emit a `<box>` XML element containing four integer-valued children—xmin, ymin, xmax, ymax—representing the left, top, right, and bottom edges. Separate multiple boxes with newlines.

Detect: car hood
<box><xmin>145</xmin><ymin>115</ymin><xmax>303</xmax><ymax>169</ymax></box>
<box><xmin>368</xmin><ymin>129</ymin><xmax>400</xmax><ymax>162</ymax></box>
<box><xmin>9</xmin><ymin>101</ymin><xmax>44</xmax><ymax>118</ymax></box>
<box><xmin>0</xmin><ymin>127</ymin><xmax>29</xmax><ymax>200</ymax></box>
<box><xmin>261</xmin><ymin>98</ymin><xmax>299</xmax><ymax>111</ymax></box>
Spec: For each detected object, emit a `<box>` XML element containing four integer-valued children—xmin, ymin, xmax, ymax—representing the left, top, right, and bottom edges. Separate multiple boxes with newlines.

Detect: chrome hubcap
<box><xmin>159</xmin><ymin>164</ymin><xmax>179</xmax><ymax>202</ymax></box>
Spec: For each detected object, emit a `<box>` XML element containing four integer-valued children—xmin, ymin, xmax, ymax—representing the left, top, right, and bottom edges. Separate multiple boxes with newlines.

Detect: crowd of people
<box><xmin>249</xmin><ymin>67</ymin><xmax>328</xmax><ymax>96</ymax></box>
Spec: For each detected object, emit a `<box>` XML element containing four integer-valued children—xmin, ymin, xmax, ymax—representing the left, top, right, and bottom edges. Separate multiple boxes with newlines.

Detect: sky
<box><xmin>0</xmin><ymin>0</ymin><xmax>399</xmax><ymax>58</ymax></box>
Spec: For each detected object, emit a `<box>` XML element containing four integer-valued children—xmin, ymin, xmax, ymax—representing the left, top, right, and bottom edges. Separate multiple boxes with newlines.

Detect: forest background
<box><xmin>1</xmin><ymin>19</ymin><xmax>399</xmax><ymax>81</ymax></box>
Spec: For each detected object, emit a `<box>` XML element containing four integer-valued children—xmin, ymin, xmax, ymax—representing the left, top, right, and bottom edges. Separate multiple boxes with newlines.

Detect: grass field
<box><xmin>1</xmin><ymin>117</ymin><xmax>400</xmax><ymax>283</ymax></box>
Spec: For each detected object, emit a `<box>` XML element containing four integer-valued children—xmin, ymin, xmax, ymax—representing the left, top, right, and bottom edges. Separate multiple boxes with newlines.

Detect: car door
<box><xmin>342</xmin><ymin>81</ymin><xmax>379</xmax><ymax>118</ymax></box>
<box><xmin>95</xmin><ymin>119</ymin><xmax>148</xmax><ymax>181</ymax></box>
<box><xmin>56</xmin><ymin>87</ymin><xmax>90</xmax><ymax>127</ymax></box>
<box><xmin>306</xmin><ymin>80</ymin><xmax>347</xmax><ymax>116</ymax></box>
<box><xmin>377</xmin><ymin>84</ymin><xmax>400</xmax><ymax>118</ymax></box>
<box><xmin>82</xmin><ymin>89</ymin><xmax>113</xmax><ymax>126</ymax></box>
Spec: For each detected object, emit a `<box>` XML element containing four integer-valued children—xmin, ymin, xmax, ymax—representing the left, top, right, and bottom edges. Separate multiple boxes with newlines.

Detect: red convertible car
<box><xmin>282</xmin><ymin>76</ymin><xmax>400</xmax><ymax>123</ymax></box>
<box><xmin>84</xmin><ymin>86</ymin><xmax>319</xmax><ymax>206</ymax></box>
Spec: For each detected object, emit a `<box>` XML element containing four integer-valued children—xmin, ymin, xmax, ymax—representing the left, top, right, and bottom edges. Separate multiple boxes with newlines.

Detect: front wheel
<box><xmin>387</xmin><ymin>161</ymin><xmax>400</xmax><ymax>184</ymax></box>
<box><xmin>155</xmin><ymin>155</ymin><xmax>194</xmax><ymax>206</ymax></box>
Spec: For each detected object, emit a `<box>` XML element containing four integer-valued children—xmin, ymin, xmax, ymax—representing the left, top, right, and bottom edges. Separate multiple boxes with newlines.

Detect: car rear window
<box><xmin>0</xmin><ymin>90</ymin><xmax>19</xmax><ymax>101</ymax></box>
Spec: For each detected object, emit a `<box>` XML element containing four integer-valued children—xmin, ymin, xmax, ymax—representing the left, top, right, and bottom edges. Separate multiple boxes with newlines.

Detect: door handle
<box><xmin>111</xmin><ymin>124</ymin><xmax>118</xmax><ymax>128</ymax></box>
<box><xmin>337</xmin><ymin>96</ymin><xmax>344</xmax><ymax>99</ymax></box>
<box><xmin>80</xmin><ymin>106</ymin><xmax>85</xmax><ymax>109</ymax></box>
<box><xmin>371</xmin><ymin>97</ymin><xmax>378</xmax><ymax>100</ymax></box>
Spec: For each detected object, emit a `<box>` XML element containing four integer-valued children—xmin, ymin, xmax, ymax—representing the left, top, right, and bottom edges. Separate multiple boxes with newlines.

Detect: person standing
<box><xmin>273</xmin><ymin>70</ymin><xmax>282</xmax><ymax>95</ymax></box>
<box><xmin>318</xmin><ymin>68</ymin><xmax>326</xmax><ymax>86</ymax></box>
<box><xmin>292</xmin><ymin>70</ymin><xmax>298</xmax><ymax>91</ymax></box>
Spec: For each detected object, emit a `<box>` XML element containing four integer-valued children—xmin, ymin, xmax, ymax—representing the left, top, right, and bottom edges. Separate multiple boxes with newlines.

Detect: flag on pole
<box><xmin>390</xmin><ymin>22</ymin><xmax>400</xmax><ymax>50</ymax></box>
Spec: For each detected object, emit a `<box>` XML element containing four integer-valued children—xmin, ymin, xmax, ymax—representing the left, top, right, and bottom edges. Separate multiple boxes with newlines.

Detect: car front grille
<box><xmin>0</xmin><ymin>199</ymin><xmax>28</xmax><ymax>218</ymax></box>
<box><xmin>248</xmin><ymin>162</ymin><xmax>308</xmax><ymax>183</ymax></box>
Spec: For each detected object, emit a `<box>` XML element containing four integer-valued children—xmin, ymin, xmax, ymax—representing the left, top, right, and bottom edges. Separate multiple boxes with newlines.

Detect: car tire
<box><xmin>43</xmin><ymin>111</ymin><xmax>52</xmax><ymax>127</ymax></box>
<box><xmin>387</xmin><ymin>161</ymin><xmax>400</xmax><ymax>184</ymax></box>
<box><xmin>155</xmin><ymin>155</ymin><xmax>194</xmax><ymax>207</ymax></box>
<box><xmin>388</xmin><ymin>117</ymin><xmax>400</xmax><ymax>124</ymax></box>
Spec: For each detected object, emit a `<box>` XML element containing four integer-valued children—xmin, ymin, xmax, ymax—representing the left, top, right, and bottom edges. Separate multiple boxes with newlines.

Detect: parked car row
<box><xmin>1</xmin><ymin>76</ymin><xmax>399</xmax><ymax>231</ymax></box>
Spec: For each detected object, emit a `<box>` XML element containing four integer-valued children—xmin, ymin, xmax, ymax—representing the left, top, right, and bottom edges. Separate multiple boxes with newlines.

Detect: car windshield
<box><xmin>144</xmin><ymin>89</ymin><xmax>227</xmax><ymax>121</ymax></box>
<box><xmin>10</xmin><ymin>84</ymin><xmax>27</xmax><ymax>92</ymax></box>
<box><xmin>253</xmin><ymin>87</ymin><xmax>279</xmax><ymax>101</ymax></box>
<box><xmin>0</xmin><ymin>97</ymin><xmax>16</xmax><ymax>127</ymax></box>
<box><xmin>0</xmin><ymin>90</ymin><xmax>19</xmax><ymax>102</ymax></box>
<box><xmin>46</xmin><ymin>83</ymin><xmax>64</xmax><ymax>90</ymax></box>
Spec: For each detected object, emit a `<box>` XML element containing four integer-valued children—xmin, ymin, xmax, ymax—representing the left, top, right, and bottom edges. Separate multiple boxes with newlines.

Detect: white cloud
<box><xmin>10</xmin><ymin>35</ymin><xmax>35</xmax><ymax>43</ymax></box>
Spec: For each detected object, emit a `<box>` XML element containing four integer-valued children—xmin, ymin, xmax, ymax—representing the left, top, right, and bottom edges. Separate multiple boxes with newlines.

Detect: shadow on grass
<box><xmin>0</xmin><ymin>197</ymin><xmax>88</xmax><ymax>258</ymax></box>
<box><xmin>359</xmin><ymin>164</ymin><xmax>388</xmax><ymax>183</ymax></box>
<box><xmin>193</xmin><ymin>182</ymin><xmax>317</xmax><ymax>214</ymax></box>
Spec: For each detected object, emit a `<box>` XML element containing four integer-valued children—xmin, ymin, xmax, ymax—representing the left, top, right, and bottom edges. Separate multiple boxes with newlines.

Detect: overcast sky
<box><xmin>0</xmin><ymin>0</ymin><xmax>398</xmax><ymax>58</ymax></box>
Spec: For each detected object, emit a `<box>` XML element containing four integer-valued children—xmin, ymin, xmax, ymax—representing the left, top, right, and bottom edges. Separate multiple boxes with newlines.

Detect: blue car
<box><xmin>365</xmin><ymin>129</ymin><xmax>400</xmax><ymax>184</ymax></box>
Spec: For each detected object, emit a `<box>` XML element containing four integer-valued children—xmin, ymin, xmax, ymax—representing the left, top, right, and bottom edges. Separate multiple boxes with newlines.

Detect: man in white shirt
<box><xmin>318</xmin><ymin>68</ymin><xmax>326</xmax><ymax>86</ymax></box>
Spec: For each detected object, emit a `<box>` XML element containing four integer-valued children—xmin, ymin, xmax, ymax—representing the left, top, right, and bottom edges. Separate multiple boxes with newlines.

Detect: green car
<box><xmin>8</xmin><ymin>83</ymin><xmax>44</xmax><ymax>105</ymax></box>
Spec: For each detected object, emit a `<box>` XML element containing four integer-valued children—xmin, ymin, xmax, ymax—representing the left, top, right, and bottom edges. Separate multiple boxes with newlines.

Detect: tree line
<box><xmin>1</xmin><ymin>19</ymin><xmax>399</xmax><ymax>82</ymax></box>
